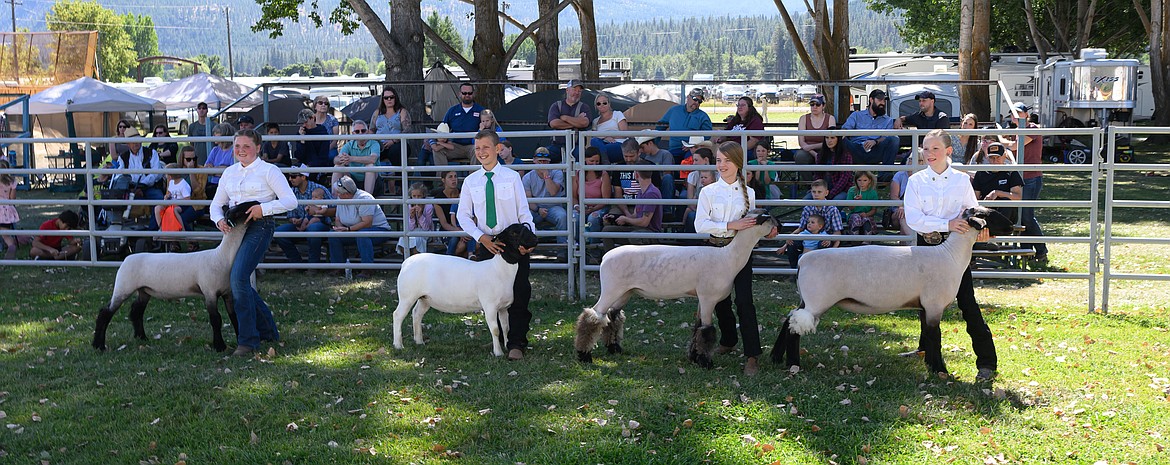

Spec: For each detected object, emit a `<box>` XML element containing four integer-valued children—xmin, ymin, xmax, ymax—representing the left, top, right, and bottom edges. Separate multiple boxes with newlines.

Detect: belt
<box><xmin>708</xmin><ymin>235</ymin><xmax>733</xmax><ymax>247</ymax></box>
<box><xmin>919</xmin><ymin>231</ymin><xmax>949</xmax><ymax>245</ymax></box>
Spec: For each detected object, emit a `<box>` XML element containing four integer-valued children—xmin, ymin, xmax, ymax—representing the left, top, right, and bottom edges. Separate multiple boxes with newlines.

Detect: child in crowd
<box><xmin>748</xmin><ymin>143</ymin><xmax>781</xmax><ymax>199</ymax></box>
<box><xmin>30</xmin><ymin>210</ymin><xmax>82</xmax><ymax>260</ymax></box>
<box><xmin>777</xmin><ymin>214</ymin><xmax>828</xmax><ymax>256</ymax></box>
<box><xmin>397</xmin><ymin>182</ymin><xmax>436</xmax><ymax>255</ymax></box>
<box><xmin>308</xmin><ymin>188</ymin><xmax>331</xmax><ymax>228</ymax></box>
<box><xmin>843</xmin><ymin>171</ymin><xmax>879</xmax><ymax>238</ymax></box>
<box><xmin>154</xmin><ymin>163</ymin><xmax>192</xmax><ymax>232</ymax></box>
<box><xmin>0</xmin><ymin>160</ymin><xmax>20</xmax><ymax>259</ymax></box>
<box><xmin>781</xmin><ymin>179</ymin><xmax>842</xmax><ymax>268</ymax></box>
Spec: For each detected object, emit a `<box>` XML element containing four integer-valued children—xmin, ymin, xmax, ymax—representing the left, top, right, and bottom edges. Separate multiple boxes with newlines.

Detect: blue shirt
<box><xmin>800</xmin><ymin>230</ymin><xmax>829</xmax><ymax>250</ymax></box>
<box><xmin>522</xmin><ymin>168</ymin><xmax>566</xmax><ymax>210</ymax></box>
<box><xmin>441</xmin><ymin>103</ymin><xmax>486</xmax><ymax>145</ymax></box>
<box><xmin>657</xmin><ymin>105</ymin><xmax>712</xmax><ymax>152</ymax></box>
<box><xmin>841</xmin><ymin>109</ymin><xmax>895</xmax><ymax>142</ymax></box>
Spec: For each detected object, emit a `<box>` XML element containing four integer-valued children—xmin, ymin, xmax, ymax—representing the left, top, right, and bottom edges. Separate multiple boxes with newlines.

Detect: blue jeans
<box><xmin>535</xmin><ymin>206</ymin><xmax>569</xmax><ymax>244</ymax></box>
<box><xmin>328</xmin><ymin>226</ymin><xmax>389</xmax><ymax>264</ymax></box>
<box><xmin>444</xmin><ymin>235</ymin><xmax>477</xmax><ymax>255</ymax></box>
<box><xmin>590</xmin><ymin>138</ymin><xmax>625</xmax><ymax>164</ymax></box>
<box><xmin>231</xmin><ymin>218</ymin><xmax>279</xmax><ymax>349</ymax></box>
<box><xmin>274</xmin><ymin>221</ymin><xmax>330</xmax><ymax>263</ymax></box>
<box><xmin>1021</xmin><ymin>176</ymin><xmax>1048</xmax><ymax>256</ymax></box>
<box><xmin>845</xmin><ymin>137</ymin><xmax>898</xmax><ymax>166</ymax></box>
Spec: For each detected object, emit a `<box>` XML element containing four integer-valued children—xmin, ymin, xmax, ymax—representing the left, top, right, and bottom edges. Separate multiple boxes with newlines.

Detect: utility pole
<box><xmin>7</xmin><ymin>0</ymin><xmax>20</xmax><ymax>83</ymax></box>
<box><xmin>500</xmin><ymin>1</ymin><xmax>509</xmax><ymax>37</ymax></box>
<box><xmin>225</xmin><ymin>6</ymin><xmax>234</xmax><ymax>78</ymax></box>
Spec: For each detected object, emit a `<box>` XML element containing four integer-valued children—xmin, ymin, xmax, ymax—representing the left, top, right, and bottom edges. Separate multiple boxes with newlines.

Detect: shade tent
<box><xmin>140</xmin><ymin>73</ymin><xmax>263</xmax><ymax>110</ymax></box>
<box><xmin>238</xmin><ymin>96</ymin><xmax>311</xmax><ymax>134</ymax></box>
<box><xmin>7</xmin><ymin>76</ymin><xmax>166</xmax><ymax>115</ymax></box>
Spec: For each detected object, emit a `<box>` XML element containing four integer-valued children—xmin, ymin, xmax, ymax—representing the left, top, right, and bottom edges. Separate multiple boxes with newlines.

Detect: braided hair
<box><xmin>717</xmin><ymin>141</ymin><xmax>750</xmax><ymax>213</ymax></box>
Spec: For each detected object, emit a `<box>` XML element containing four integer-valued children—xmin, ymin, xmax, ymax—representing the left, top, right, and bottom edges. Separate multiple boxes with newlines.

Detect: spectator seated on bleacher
<box><xmin>397</xmin><ymin>182</ymin><xmax>436</xmax><ymax>255</ymax></box>
<box><xmin>843</xmin><ymin>171</ymin><xmax>880</xmax><ymax>239</ymax></box>
<box><xmin>813</xmin><ymin>128</ymin><xmax>854</xmax><ymax>201</ymax></box>
<box><xmin>777</xmin><ymin>213</ymin><xmax>830</xmax><ymax>258</ymax></box>
<box><xmin>842</xmin><ymin>89</ymin><xmax>897</xmax><ymax>180</ymax></box>
<box><xmin>886</xmin><ymin>150</ymin><xmax>925</xmax><ymax>245</ymax></box>
<box><xmin>970</xmin><ymin>142</ymin><xmax>1023</xmax><ymax>223</ymax></box>
<box><xmin>274</xmin><ymin>166</ymin><xmax>334</xmax><ymax>265</ymax></box>
<box><xmin>656</xmin><ymin>88</ymin><xmax>713</xmax><ymax>161</ymax></box>
<box><xmin>334</xmin><ymin>120</ymin><xmax>381</xmax><ymax>195</ymax></box>
<box><xmin>522</xmin><ymin>149</ymin><xmax>567</xmax><ymax>245</ymax></box>
<box><xmin>782</xmin><ymin>179</ymin><xmax>842</xmax><ymax>268</ymax></box>
<box><xmin>633</xmin><ymin>134</ymin><xmax>676</xmax><ymax>202</ymax></box>
<box><xmin>682</xmin><ymin>147</ymin><xmax>715</xmax><ymax>232</ymax></box>
<box><xmin>327</xmin><ymin>176</ymin><xmax>390</xmax><ymax>278</ymax></box>
<box><xmin>748</xmin><ymin>142</ymin><xmax>781</xmax><ymax>200</ymax></box>
<box><xmin>573</xmin><ymin>147</ymin><xmax>612</xmax><ymax>243</ymax></box>
<box><xmin>601</xmin><ymin>169</ymin><xmax>662</xmax><ymax>252</ymax></box>
<box><xmin>431</xmin><ymin>170</ymin><xmax>476</xmax><ymax>258</ymax></box>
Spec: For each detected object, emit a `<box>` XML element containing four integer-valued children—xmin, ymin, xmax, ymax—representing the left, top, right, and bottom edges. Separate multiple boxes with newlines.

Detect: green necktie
<box><xmin>485</xmin><ymin>171</ymin><xmax>497</xmax><ymax>228</ymax></box>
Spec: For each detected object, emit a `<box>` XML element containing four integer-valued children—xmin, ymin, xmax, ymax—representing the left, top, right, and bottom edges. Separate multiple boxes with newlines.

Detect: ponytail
<box><xmin>737</xmin><ymin>172</ymin><xmax>750</xmax><ymax>212</ymax></box>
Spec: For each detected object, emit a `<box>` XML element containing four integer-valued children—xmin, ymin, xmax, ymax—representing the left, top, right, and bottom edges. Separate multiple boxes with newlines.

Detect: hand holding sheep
<box><xmin>948</xmin><ymin>218</ymin><xmax>992</xmax><ymax>242</ymax></box>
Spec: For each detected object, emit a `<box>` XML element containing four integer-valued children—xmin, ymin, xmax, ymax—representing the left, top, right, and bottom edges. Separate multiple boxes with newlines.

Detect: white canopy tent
<box><xmin>140</xmin><ymin>72</ymin><xmax>262</xmax><ymax>110</ymax></box>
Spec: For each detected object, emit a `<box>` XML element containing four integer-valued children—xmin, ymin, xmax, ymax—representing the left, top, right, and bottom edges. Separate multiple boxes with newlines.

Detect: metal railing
<box><xmin>0</xmin><ymin>125</ymin><xmax>1165</xmax><ymax>312</ymax></box>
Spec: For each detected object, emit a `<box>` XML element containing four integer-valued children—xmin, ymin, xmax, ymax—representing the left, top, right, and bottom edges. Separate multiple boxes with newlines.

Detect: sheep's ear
<box><xmin>967</xmin><ymin>216</ymin><xmax>987</xmax><ymax>230</ymax></box>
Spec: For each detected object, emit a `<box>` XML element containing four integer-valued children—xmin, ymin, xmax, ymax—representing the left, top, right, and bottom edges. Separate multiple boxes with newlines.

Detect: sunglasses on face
<box><xmin>117</xmin><ymin>125</ymin><xmax>128</xmax><ymax>129</ymax></box>
<box><xmin>461</xmin><ymin>92</ymin><xmax>474</xmax><ymax>96</ymax></box>
<box><xmin>352</xmin><ymin>129</ymin><xmax>368</xmax><ymax>134</ymax></box>
<box><xmin>690</xmin><ymin>97</ymin><xmax>703</xmax><ymax>102</ymax></box>
<box><xmin>383</xmin><ymin>95</ymin><xmax>395</xmax><ymax>100</ymax></box>
<box><xmin>596</xmin><ymin>101</ymin><xmax>609</xmax><ymax>106</ymax></box>
<box><xmin>809</xmin><ymin>102</ymin><xmax>823</xmax><ymax>107</ymax></box>
<box><xmin>184</xmin><ymin>157</ymin><xmax>196</xmax><ymax>162</ymax></box>
<box><xmin>155</xmin><ymin>132</ymin><xmax>165</xmax><ymax>136</ymax></box>
<box><xmin>316</xmin><ymin>101</ymin><xmax>329</xmax><ymax>105</ymax></box>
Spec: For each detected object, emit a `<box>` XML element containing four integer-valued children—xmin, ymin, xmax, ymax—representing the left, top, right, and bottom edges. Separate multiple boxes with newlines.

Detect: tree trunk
<box><xmin>347</xmin><ymin>0</ymin><xmax>424</xmax><ymax>123</ymax></box>
<box><xmin>1150</xmin><ymin>0</ymin><xmax>1169</xmax><ymax>127</ymax></box>
<box><xmin>534</xmin><ymin>0</ymin><xmax>560</xmax><ymax>92</ymax></box>
<box><xmin>1022</xmin><ymin>0</ymin><xmax>1051</xmax><ymax>62</ymax></box>
<box><xmin>472</xmin><ymin>0</ymin><xmax>508</xmax><ymax>111</ymax></box>
<box><xmin>959</xmin><ymin>0</ymin><xmax>991</xmax><ymax>121</ymax></box>
<box><xmin>574</xmin><ymin>0</ymin><xmax>599</xmax><ymax>82</ymax></box>
<box><xmin>773</xmin><ymin>0</ymin><xmax>850</xmax><ymax>119</ymax></box>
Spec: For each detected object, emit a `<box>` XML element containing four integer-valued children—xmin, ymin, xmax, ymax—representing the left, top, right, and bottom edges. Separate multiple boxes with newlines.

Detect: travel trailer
<box><xmin>1033</xmin><ymin>49</ymin><xmax>1138</xmax><ymax>163</ymax></box>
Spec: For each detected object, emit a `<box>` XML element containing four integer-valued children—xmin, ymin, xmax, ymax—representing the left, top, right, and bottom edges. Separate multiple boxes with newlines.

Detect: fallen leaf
<box><xmin>286</xmin><ymin>422</ymin><xmax>299</xmax><ymax>432</ymax></box>
<box><xmin>760</xmin><ymin>443</ymin><xmax>775</xmax><ymax>452</ymax></box>
<box><xmin>431</xmin><ymin>444</ymin><xmax>446</xmax><ymax>452</ymax></box>
<box><xmin>980</xmin><ymin>427</ymin><xmax>992</xmax><ymax>435</ymax></box>
<box><xmin>898</xmin><ymin>405</ymin><xmax>910</xmax><ymax>418</ymax></box>
<box><xmin>682</xmin><ymin>419</ymin><xmax>693</xmax><ymax>428</ymax></box>
<box><xmin>810</xmin><ymin>425</ymin><xmax>821</xmax><ymax>432</ymax></box>
<box><xmin>249</xmin><ymin>431</ymin><xmax>259</xmax><ymax>445</ymax></box>
<box><xmin>628</xmin><ymin>420</ymin><xmax>640</xmax><ymax>430</ymax></box>
<box><xmin>267</xmin><ymin>347</ymin><xmax>276</xmax><ymax>357</ymax></box>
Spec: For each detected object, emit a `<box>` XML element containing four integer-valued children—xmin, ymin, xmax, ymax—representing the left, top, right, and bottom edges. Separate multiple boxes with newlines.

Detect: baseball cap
<box><xmin>869</xmin><ymin>89</ymin><xmax>887</xmax><ymax>100</ymax></box>
<box><xmin>986</xmin><ymin>143</ymin><xmax>1006</xmax><ymax>157</ymax></box>
<box><xmin>296</xmin><ymin>163</ymin><xmax>310</xmax><ymax>177</ymax></box>
<box><xmin>296</xmin><ymin>108</ymin><xmax>315</xmax><ymax>124</ymax></box>
<box><xmin>1012</xmin><ymin>102</ymin><xmax>1031</xmax><ymax>113</ymax></box>
<box><xmin>808</xmin><ymin>94</ymin><xmax>825</xmax><ymax>105</ymax></box>
<box><xmin>687</xmin><ymin>88</ymin><xmax>706</xmax><ymax>102</ymax></box>
<box><xmin>915</xmin><ymin>90</ymin><xmax>936</xmax><ymax>100</ymax></box>
<box><xmin>237</xmin><ymin>114</ymin><xmax>255</xmax><ymax>124</ymax></box>
<box><xmin>333</xmin><ymin>176</ymin><xmax>357</xmax><ymax>194</ymax></box>
<box><xmin>566</xmin><ymin>79</ymin><xmax>584</xmax><ymax>89</ymax></box>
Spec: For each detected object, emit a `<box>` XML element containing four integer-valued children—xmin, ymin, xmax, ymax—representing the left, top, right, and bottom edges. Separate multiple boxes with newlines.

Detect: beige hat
<box><xmin>681</xmin><ymin>135</ymin><xmax>706</xmax><ymax>148</ymax></box>
<box><xmin>123</xmin><ymin>127</ymin><xmax>141</xmax><ymax>138</ymax></box>
<box><xmin>429</xmin><ymin>122</ymin><xmax>451</xmax><ymax>133</ymax></box>
<box><xmin>635</xmin><ymin>132</ymin><xmax>657</xmax><ymax>145</ymax></box>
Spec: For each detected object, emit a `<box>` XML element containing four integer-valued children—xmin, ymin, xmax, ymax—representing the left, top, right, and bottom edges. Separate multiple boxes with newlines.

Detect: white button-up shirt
<box><xmin>457</xmin><ymin>163</ymin><xmax>535</xmax><ymax>242</ymax></box>
<box><xmin>209</xmin><ymin>158</ymin><xmax>297</xmax><ymax>223</ymax></box>
<box><xmin>904</xmin><ymin>165</ymin><xmax>978</xmax><ymax>234</ymax></box>
<box><xmin>695</xmin><ymin>177</ymin><xmax>756</xmax><ymax>238</ymax></box>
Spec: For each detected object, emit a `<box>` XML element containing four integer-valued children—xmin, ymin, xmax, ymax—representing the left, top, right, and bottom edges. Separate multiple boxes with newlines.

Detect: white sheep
<box><xmin>92</xmin><ymin>202</ymin><xmax>258</xmax><ymax>353</ymax></box>
<box><xmin>392</xmin><ymin>223</ymin><xmax>539</xmax><ymax>357</ymax></box>
<box><xmin>770</xmin><ymin>206</ymin><xmax>1015</xmax><ymax>375</ymax></box>
<box><xmin>574</xmin><ymin>210</ymin><xmax>779</xmax><ymax>368</ymax></box>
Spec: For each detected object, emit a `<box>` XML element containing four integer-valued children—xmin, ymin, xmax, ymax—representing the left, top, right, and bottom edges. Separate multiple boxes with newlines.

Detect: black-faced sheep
<box><xmin>771</xmin><ymin>206</ymin><xmax>1016</xmax><ymax>375</ymax></box>
<box><xmin>92</xmin><ymin>202</ymin><xmax>258</xmax><ymax>352</ymax></box>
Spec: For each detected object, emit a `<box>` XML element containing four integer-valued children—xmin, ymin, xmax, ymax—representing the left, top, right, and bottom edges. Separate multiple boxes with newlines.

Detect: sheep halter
<box><xmin>485</xmin><ymin>172</ymin><xmax>497</xmax><ymax>228</ymax></box>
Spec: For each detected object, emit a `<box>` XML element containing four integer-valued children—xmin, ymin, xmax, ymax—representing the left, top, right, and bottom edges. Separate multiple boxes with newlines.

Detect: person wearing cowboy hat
<box><xmin>110</xmin><ymin>126</ymin><xmax>166</xmax><ymax>228</ymax></box>
<box><xmin>657</xmin><ymin>88</ymin><xmax>713</xmax><ymax>161</ymax></box>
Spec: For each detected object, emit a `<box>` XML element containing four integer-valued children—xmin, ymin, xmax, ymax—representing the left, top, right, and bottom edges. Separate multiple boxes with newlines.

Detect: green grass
<box><xmin>0</xmin><ymin>139</ymin><xmax>1168</xmax><ymax>464</ymax></box>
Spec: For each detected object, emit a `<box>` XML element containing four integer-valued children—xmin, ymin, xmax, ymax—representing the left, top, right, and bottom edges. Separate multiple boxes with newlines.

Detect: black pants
<box><xmin>917</xmin><ymin>234</ymin><xmax>998</xmax><ymax>370</ymax></box>
<box><xmin>473</xmin><ymin>244</ymin><xmax>532</xmax><ymax>351</ymax></box>
<box><xmin>713</xmin><ymin>260</ymin><xmax>762</xmax><ymax>358</ymax></box>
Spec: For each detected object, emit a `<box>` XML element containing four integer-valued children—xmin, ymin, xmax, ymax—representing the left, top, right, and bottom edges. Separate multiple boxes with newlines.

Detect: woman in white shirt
<box><xmin>589</xmin><ymin>92</ymin><xmax>628</xmax><ymax>163</ymax></box>
<box><xmin>210</xmin><ymin>129</ymin><xmax>298</xmax><ymax>357</ymax></box>
<box><xmin>904</xmin><ymin>129</ymin><xmax>997</xmax><ymax>381</ymax></box>
<box><xmin>693</xmin><ymin>141</ymin><xmax>778</xmax><ymax>376</ymax></box>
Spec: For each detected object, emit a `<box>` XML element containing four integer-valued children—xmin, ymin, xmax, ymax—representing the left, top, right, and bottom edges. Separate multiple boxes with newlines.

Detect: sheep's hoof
<box><xmin>92</xmin><ymin>341</ymin><xmax>107</xmax><ymax>352</ymax></box>
<box><xmin>689</xmin><ymin>353</ymin><xmax>714</xmax><ymax>369</ymax></box>
<box><xmin>606</xmin><ymin>343</ymin><xmax>623</xmax><ymax>354</ymax></box>
<box><xmin>212</xmin><ymin>341</ymin><xmax>227</xmax><ymax>352</ymax></box>
<box><xmin>577</xmin><ymin>350</ymin><xmax>594</xmax><ymax>363</ymax></box>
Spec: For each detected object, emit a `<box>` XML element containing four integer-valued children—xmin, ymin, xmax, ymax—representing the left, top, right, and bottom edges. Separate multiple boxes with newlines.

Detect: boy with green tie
<box><xmin>457</xmin><ymin>130</ymin><xmax>536</xmax><ymax>360</ymax></box>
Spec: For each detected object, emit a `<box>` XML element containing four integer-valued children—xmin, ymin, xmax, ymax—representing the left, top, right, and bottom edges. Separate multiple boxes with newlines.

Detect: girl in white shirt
<box><xmin>210</xmin><ymin>129</ymin><xmax>298</xmax><ymax>357</ymax></box>
<box><xmin>904</xmin><ymin>129</ymin><xmax>997</xmax><ymax>381</ymax></box>
<box><xmin>693</xmin><ymin>141</ymin><xmax>778</xmax><ymax>376</ymax></box>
